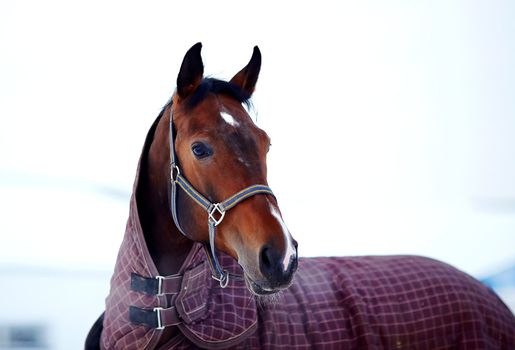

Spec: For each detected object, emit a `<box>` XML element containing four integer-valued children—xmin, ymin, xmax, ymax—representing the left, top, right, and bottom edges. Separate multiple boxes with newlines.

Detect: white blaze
<box><xmin>220</xmin><ymin>111</ymin><xmax>239</xmax><ymax>127</ymax></box>
<box><xmin>269</xmin><ymin>204</ymin><xmax>296</xmax><ymax>271</ymax></box>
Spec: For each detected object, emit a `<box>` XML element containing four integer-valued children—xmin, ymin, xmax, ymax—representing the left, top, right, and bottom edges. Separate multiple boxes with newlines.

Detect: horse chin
<box><xmin>244</xmin><ymin>275</ymin><xmax>282</xmax><ymax>296</ymax></box>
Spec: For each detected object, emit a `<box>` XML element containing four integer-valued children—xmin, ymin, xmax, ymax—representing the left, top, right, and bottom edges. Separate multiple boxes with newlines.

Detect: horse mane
<box><xmin>187</xmin><ymin>77</ymin><xmax>251</xmax><ymax>109</ymax></box>
<box><xmin>158</xmin><ymin>78</ymin><xmax>252</xmax><ymax>117</ymax></box>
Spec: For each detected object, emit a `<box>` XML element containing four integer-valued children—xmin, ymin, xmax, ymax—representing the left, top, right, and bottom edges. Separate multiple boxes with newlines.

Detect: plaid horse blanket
<box><xmin>100</xmin><ymin>192</ymin><xmax>515</xmax><ymax>349</ymax></box>
<box><xmin>100</xmin><ymin>121</ymin><xmax>515</xmax><ymax>349</ymax></box>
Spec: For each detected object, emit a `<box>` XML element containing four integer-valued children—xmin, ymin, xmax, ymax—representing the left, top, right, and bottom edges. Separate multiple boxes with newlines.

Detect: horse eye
<box><xmin>191</xmin><ymin>142</ymin><xmax>212</xmax><ymax>159</ymax></box>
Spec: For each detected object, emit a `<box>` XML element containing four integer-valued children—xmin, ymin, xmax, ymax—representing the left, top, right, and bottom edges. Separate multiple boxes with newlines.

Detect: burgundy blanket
<box><xmin>100</xmin><ymin>121</ymin><xmax>515</xmax><ymax>349</ymax></box>
<box><xmin>101</xmin><ymin>190</ymin><xmax>515</xmax><ymax>349</ymax></box>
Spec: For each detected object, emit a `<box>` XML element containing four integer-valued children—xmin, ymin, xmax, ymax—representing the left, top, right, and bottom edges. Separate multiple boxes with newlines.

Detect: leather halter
<box><xmin>168</xmin><ymin>102</ymin><xmax>275</xmax><ymax>287</ymax></box>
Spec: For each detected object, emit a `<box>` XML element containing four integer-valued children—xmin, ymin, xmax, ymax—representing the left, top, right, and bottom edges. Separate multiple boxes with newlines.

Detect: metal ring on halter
<box><xmin>171</xmin><ymin>164</ymin><xmax>180</xmax><ymax>182</ymax></box>
<box><xmin>208</xmin><ymin>203</ymin><xmax>226</xmax><ymax>226</ymax></box>
<box><xmin>212</xmin><ymin>270</ymin><xmax>230</xmax><ymax>288</ymax></box>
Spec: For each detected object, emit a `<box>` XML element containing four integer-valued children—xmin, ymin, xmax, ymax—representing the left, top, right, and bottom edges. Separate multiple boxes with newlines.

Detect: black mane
<box><xmin>160</xmin><ymin>78</ymin><xmax>251</xmax><ymax>115</ymax></box>
<box><xmin>186</xmin><ymin>78</ymin><xmax>251</xmax><ymax>110</ymax></box>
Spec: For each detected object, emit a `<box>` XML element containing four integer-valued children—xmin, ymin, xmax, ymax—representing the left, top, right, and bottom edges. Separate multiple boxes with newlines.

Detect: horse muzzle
<box><xmin>243</xmin><ymin>239</ymin><xmax>299</xmax><ymax>296</ymax></box>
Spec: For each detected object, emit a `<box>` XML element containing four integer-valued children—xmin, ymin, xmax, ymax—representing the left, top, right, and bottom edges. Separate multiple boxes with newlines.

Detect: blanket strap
<box><xmin>129</xmin><ymin>273</ymin><xmax>184</xmax><ymax>329</ymax></box>
<box><xmin>129</xmin><ymin>306</ymin><xmax>180</xmax><ymax>330</ymax></box>
<box><xmin>130</xmin><ymin>273</ymin><xmax>183</xmax><ymax>296</ymax></box>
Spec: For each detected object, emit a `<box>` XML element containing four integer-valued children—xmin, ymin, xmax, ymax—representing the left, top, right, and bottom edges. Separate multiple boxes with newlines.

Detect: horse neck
<box><xmin>137</xmin><ymin>109</ymin><xmax>192</xmax><ymax>276</ymax></box>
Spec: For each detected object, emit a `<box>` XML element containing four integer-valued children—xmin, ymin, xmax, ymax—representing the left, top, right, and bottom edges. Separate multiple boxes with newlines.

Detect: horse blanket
<box><xmin>101</xmin><ymin>119</ymin><xmax>515</xmax><ymax>349</ymax></box>
<box><xmin>101</xmin><ymin>219</ymin><xmax>515</xmax><ymax>349</ymax></box>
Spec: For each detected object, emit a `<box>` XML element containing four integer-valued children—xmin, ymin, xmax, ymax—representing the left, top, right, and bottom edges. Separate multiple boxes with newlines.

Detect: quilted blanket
<box><xmin>101</xmin><ymin>192</ymin><xmax>515</xmax><ymax>349</ymax></box>
<box><xmin>100</xmin><ymin>118</ymin><xmax>515</xmax><ymax>349</ymax></box>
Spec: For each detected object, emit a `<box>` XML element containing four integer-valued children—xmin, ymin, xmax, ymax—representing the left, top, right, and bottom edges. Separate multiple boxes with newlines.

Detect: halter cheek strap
<box><xmin>168</xmin><ymin>105</ymin><xmax>275</xmax><ymax>287</ymax></box>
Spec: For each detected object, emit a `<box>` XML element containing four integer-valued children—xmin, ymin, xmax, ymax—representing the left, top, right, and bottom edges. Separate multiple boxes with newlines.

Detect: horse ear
<box><xmin>177</xmin><ymin>42</ymin><xmax>204</xmax><ymax>99</ymax></box>
<box><xmin>230</xmin><ymin>46</ymin><xmax>261</xmax><ymax>96</ymax></box>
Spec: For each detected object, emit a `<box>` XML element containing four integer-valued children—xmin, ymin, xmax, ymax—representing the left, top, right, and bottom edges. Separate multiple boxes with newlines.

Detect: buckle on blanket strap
<box><xmin>129</xmin><ymin>306</ymin><xmax>181</xmax><ymax>330</ymax></box>
<box><xmin>130</xmin><ymin>273</ymin><xmax>183</xmax><ymax>296</ymax></box>
<box><xmin>154</xmin><ymin>307</ymin><xmax>164</xmax><ymax>330</ymax></box>
<box><xmin>155</xmin><ymin>276</ymin><xmax>164</xmax><ymax>295</ymax></box>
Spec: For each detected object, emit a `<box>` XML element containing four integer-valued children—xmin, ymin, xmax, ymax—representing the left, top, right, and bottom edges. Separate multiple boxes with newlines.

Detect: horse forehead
<box><xmin>220</xmin><ymin>111</ymin><xmax>239</xmax><ymax>128</ymax></box>
<box><xmin>206</xmin><ymin>101</ymin><xmax>255</xmax><ymax>133</ymax></box>
<box><xmin>211</xmin><ymin>109</ymin><xmax>261</xmax><ymax>160</ymax></box>
<box><xmin>218</xmin><ymin>109</ymin><xmax>260</xmax><ymax>146</ymax></box>
<box><xmin>217</xmin><ymin>94</ymin><xmax>253</xmax><ymax>122</ymax></box>
<box><xmin>180</xmin><ymin>96</ymin><xmax>263</xmax><ymax>149</ymax></box>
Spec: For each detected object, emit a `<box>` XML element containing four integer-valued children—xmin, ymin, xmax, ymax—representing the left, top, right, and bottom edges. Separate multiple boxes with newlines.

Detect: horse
<box><xmin>86</xmin><ymin>43</ymin><xmax>515</xmax><ymax>349</ymax></box>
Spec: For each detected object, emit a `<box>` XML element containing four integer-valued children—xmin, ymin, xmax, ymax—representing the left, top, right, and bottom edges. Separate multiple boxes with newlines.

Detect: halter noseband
<box><xmin>168</xmin><ymin>103</ymin><xmax>275</xmax><ymax>288</ymax></box>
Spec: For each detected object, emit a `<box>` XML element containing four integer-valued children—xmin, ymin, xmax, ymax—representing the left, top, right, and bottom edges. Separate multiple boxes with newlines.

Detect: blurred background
<box><xmin>1</xmin><ymin>1</ymin><xmax>514</xmax><ymax>349</ymax></box>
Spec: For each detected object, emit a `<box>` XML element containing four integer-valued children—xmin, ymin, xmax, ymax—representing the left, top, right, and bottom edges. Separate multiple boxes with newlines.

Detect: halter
<box><xmin>168</xmin><ymin>103</ymin><xmax>275</xmax><ymax>288</ymax></box>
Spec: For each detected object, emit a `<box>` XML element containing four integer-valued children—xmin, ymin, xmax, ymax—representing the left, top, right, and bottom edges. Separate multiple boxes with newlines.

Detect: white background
<box><xmin>0</xmin><ymin>1</ymin><xmax>514</xmax><ymax>348</ymax></box>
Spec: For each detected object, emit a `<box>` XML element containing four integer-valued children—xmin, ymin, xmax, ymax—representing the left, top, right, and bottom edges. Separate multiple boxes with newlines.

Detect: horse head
<box><xmin>167</xmin><ymin>43</ymin><xmax>297</xmax><ymax>295</ymax></box>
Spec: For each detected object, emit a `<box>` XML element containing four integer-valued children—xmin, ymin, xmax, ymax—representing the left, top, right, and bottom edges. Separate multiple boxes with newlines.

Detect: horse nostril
<box><xmin>260</xmin><ymin>243</ymin><xmax>286</xmax><ymax>283</ymax></box>
<box><xmin>260</xmin><ymin>245</ymin><xmax>273</xmax><ymax>273</ymax></box>
<box><xmin>259</xmin><ymin>243</ymin><xmax>296</xmax><ymax>287</ymax></box>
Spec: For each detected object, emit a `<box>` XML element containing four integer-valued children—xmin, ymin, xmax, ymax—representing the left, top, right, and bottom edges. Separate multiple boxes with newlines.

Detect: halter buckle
<box><xmin>171</xmin><ymin>164</ymin><xmax>180</xmax><ymax>182</ymax></box>
<box><xmin>208</xmin><ymin>203</ymin><xmax>225</xmax><ymax>226</ymax></box>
